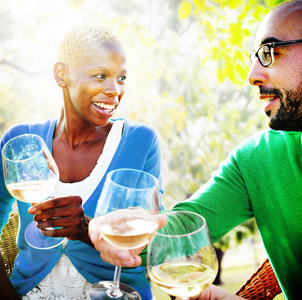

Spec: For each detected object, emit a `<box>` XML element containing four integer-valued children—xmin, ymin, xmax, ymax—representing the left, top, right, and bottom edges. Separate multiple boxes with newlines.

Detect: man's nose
<box><xmin>247</xmin><ymin>59</ymin><xmax>268</xmax><ymax>87</ymax></box>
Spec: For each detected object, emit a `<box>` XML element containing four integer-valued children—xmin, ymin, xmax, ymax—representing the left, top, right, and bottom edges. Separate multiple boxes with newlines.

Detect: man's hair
<box><xmin>57</xmin><ymin>25</ymin><xmax>123</xmax><ymax>71</ymax></box>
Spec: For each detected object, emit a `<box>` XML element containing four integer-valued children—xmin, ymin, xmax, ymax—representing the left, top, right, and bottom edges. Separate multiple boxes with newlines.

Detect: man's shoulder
<box><xmin>237</xmin><ymin>128</ymin><xmax>301</xmax><ymax>151</ymax></box>
<box><xmin>237</xmin><ymin>129</ymin><xmax>268</xmax><ymax>148</ymax></box>
<box><xmin>231</xmin><ymin>129</ymin><xmax>302</xmax><ymax>168</ymax></box>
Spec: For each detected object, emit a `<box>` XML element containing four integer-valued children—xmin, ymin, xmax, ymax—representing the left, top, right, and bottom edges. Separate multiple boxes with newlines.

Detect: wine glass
<box><xmin>147</xmin><ymin>211</ymin><xmax>218</xmax><ymax>300</ymax></box>
<box><xmin>88</xmin><ymin>168</ymin><xmax>160</xmax><ymax>300</ymax></box>
<box><xmin>1</xmin><ymin>133</ymin><xmax>65</xmax><ymax>249</ymax></box>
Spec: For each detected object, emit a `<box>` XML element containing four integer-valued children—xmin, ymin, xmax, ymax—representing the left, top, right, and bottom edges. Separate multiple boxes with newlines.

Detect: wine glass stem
<box><xmin>108</xmin><ymin>266</ymin><xmax>123</xmax><ymax>298</ymax></box>
<box><xmin>113</xmin><ymin>266</ymin><xmax>121</xmax><ymax>290</ymax></box>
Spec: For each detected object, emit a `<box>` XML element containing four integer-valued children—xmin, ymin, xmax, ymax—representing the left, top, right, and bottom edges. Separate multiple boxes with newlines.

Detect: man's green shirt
<box><xmin>174</xmin><ymin>129</ymin><xmax>302</xmax><ymax>300</ymax></box>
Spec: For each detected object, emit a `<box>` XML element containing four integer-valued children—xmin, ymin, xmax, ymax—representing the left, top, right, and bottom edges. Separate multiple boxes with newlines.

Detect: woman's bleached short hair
<box><xmin>57</xmin><ymin>25</ymin><xmax>123</xmax><ymax>71</ymax></box>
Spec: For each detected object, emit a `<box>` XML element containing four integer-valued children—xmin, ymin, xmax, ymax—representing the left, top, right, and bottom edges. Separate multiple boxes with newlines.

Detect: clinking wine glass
<box><xmin>88</xmin><ymin>168</ymin><xmax>160</xmax><ymax>300</ymax></box>
<box><xmin>147</xmin><ymin>211</ymin><xmax>218</xmax><ymax>300</ymax></box>
<box><xmin>1</xmin><ymin>133</ymin><xmax>65</xmax><ymax>249</ymax></box>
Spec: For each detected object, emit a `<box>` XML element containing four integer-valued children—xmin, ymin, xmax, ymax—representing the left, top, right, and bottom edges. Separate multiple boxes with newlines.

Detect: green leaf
<box><xmin>178</xmin><ymin>1</ymin><xmax>192</xmax><ymax>20</ymax></box>
<box><xmin>193</xmin><ymin>0</ymin><xmax>206</xmax><ymax>10</ymax></box>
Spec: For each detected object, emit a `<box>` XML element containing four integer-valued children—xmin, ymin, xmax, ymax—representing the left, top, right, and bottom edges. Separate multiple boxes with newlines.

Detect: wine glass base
<box><xmin>25</xmin><ymin>221</ymin><xmax>65</xmax><ymax>250</ymax></box>
<box><xmin>88</xmin><ymin>281</ymin><xmax>141</xmax><ymax>300</ymax></box>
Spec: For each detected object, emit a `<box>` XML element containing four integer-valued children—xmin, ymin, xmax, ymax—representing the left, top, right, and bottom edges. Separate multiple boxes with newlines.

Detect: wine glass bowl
<box><xmin>2</xmin><ymin>133</ymin><xmax>63</xmax><ymax>249</ymax></box>
<box><xmin>96</xmin><ymin>207</ymin><xmax>159</xmax><ymax>250</ymax></box>
<box><xmin>89</xmin><ymin>168</ymin><xmax>160</xmax><ymax>300</ymax></box>
<box><xmin>2</xmin><ymin>134</ymin><xmax>59</xmax><ymax>203</ymax></box>
<box><xmin>147</xmin><ymin>211</ymin><xmax>218</xmax><ymax>300</ymax></box>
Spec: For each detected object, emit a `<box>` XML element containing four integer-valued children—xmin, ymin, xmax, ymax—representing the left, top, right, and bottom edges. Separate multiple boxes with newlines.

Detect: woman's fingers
<box><xmin>28</xmin><ymin>195</ymin><xmax>82</xmax><ymax>217</ymax></box>
<box><xmin>27</xmin><ymin>195</ymin><xmax>93</xmax><ymax>243</ymax></box>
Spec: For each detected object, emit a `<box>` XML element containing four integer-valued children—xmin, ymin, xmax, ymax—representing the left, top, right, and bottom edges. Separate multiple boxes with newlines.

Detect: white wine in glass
<box><xmin>147</xmin><ymin>211</ymin><xmax>218</xmax><ymax>300</ymax></box>
<box><xmin>98</xmin><ymin>207</ymin><xmax>159</xmax><ymax>250</ymax></box>
<box><xmin>2</xmin><ymin>133</ymin><xmax>64</xmax><ymax>249</ymax></box>
<box><xmin>88</xmin><ymin>168</ymin><xmax>160</xmax><ymax>300</ymax></box>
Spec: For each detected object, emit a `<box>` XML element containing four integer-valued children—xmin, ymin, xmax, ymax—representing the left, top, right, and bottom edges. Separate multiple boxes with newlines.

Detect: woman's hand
<box><xmin>88</xmin><ymin>213</ymin><xmax>168</xmax><ymax>267</ymax></box>
<box><xmin>28</xmin><ymin>195</ymin><xmax>93</xmax><ymax>247</ymax></box>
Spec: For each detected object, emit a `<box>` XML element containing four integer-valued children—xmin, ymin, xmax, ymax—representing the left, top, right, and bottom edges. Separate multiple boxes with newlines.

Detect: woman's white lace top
<box><xmin>22</xmin><ymin>120</ymin><xmax>124</xmax><ymax>300</ymax></box>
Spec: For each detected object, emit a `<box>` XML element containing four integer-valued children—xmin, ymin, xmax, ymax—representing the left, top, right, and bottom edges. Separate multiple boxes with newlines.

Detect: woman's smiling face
<box><xmin>65</xmin><ymin>43</ymin><xmax>127</xmax><ymax>127</ymax></box>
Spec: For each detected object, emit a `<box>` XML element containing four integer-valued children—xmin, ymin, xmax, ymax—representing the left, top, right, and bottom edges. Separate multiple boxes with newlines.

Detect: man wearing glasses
<box><xmin>89</xmin><ymin>1</ymin><xmax>301</xmax><ymax>299</ymax></box>
<box><xmin>248</xmin><ymin>4</ymin><xmax>302</xmax><ymax>133</ymax></box>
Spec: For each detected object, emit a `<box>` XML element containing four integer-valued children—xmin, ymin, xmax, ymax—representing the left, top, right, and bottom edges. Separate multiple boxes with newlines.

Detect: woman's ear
<box><xmin>53</xmin><ymin>62</ymin><xmax>67</xmax><ymax>87</ymax></box>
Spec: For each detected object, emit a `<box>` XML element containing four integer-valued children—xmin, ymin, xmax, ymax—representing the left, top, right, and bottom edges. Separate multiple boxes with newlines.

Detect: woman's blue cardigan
<box><xmin>0</xmin><ymin>118</ymin><xmax>163</xmax><ymax>300</ymax></box>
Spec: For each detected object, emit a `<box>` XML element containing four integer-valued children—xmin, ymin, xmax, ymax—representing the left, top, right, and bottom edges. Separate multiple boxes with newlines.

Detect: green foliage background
<box><xmin>0</xmin><ymin>0</ymin><xmax>286</xmax><ymax>249</ymax></box>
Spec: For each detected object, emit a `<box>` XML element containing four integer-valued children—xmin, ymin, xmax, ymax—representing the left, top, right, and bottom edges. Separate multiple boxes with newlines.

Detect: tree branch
<box><xmin>0</xmin><ymin>59</ymin><xmax>50</xmax><ymax>76</ymax></box>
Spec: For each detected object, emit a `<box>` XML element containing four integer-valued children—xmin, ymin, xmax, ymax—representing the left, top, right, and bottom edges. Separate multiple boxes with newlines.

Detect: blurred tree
<box><xmin>177</xmin><ymin>0</ymin><xmax>285</xmax><ymax>84</ymax></box>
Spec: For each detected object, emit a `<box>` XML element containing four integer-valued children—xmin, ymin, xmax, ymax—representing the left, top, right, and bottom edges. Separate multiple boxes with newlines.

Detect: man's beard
<box><xmin>260</xmin><ymin>85</ymin><xmax>302</xmax><ymax>131</ymax></box>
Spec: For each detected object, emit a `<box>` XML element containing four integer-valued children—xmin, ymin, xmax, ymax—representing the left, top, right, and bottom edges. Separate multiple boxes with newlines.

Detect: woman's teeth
<box><xmin>94</xmin><ymin>103</ymin><xmax>115</xmax><ymax>111</ymax></box>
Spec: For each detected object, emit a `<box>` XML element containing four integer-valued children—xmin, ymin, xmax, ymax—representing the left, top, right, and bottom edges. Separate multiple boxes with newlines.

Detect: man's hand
<box><xmin>88</xmin><ymin>213</ymin><xmax>168</xmax><ymax>267</ymax></box>
<box><xmin>28</xmin><ymin>195</ymin><xmax>93</xmax><ymax>246</ymax></box>
<box><xmin>185</xmin><ymin>285</ymin><xmax>244</xmax><ymax>300</ymax></box>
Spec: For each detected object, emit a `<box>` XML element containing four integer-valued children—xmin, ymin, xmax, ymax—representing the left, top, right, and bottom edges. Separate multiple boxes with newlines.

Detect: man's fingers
<box><xmin>101</xmin><ymin>251</ymin><xmax>142</xmax><ymax>267</ymax></box>
<box><xmin>96</xmin><ymin>238</ymin><xmax>134</xmax><ymax>266</ymax></box>
<box><xmin>90</xmin><ymin>231</ymin><xmax>99</xmax><ymax>244</ymax></box>
<box><xmin>88</xmin><ymin>218</ymin><xmax>99</xmax><ymax>242</ymax></box>
<box><xmin>100</xmin><ymin>243</ymin><xmax>143</xmax><ymax>267</ymax></box>
<box><xmin>158</xmin><ymin>213</ymin><xmax>168</xmax><ymax>229</ymax></box>
<box><xmin>89</xmin><ymin>219</ymin><xmax>143</xmax><ymax>267</ymax></box>
<box><xmin>88</xmin><ymin>213</ymin><xmax>164</xmax><ymax>267</ymax></box>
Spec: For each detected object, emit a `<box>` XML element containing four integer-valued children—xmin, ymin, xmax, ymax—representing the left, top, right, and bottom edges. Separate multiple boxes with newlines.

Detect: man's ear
<box><xmin>53</xmin><ymin>62</ymin><xmax>67</xmax><ymax>87</ymax></box>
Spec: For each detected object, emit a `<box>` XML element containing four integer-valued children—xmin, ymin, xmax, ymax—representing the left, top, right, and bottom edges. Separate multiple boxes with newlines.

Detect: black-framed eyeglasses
<box><xmin>250</xmin><ymin>39</ymin><xmax>302</xmax><ymax>67</ymax></box>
